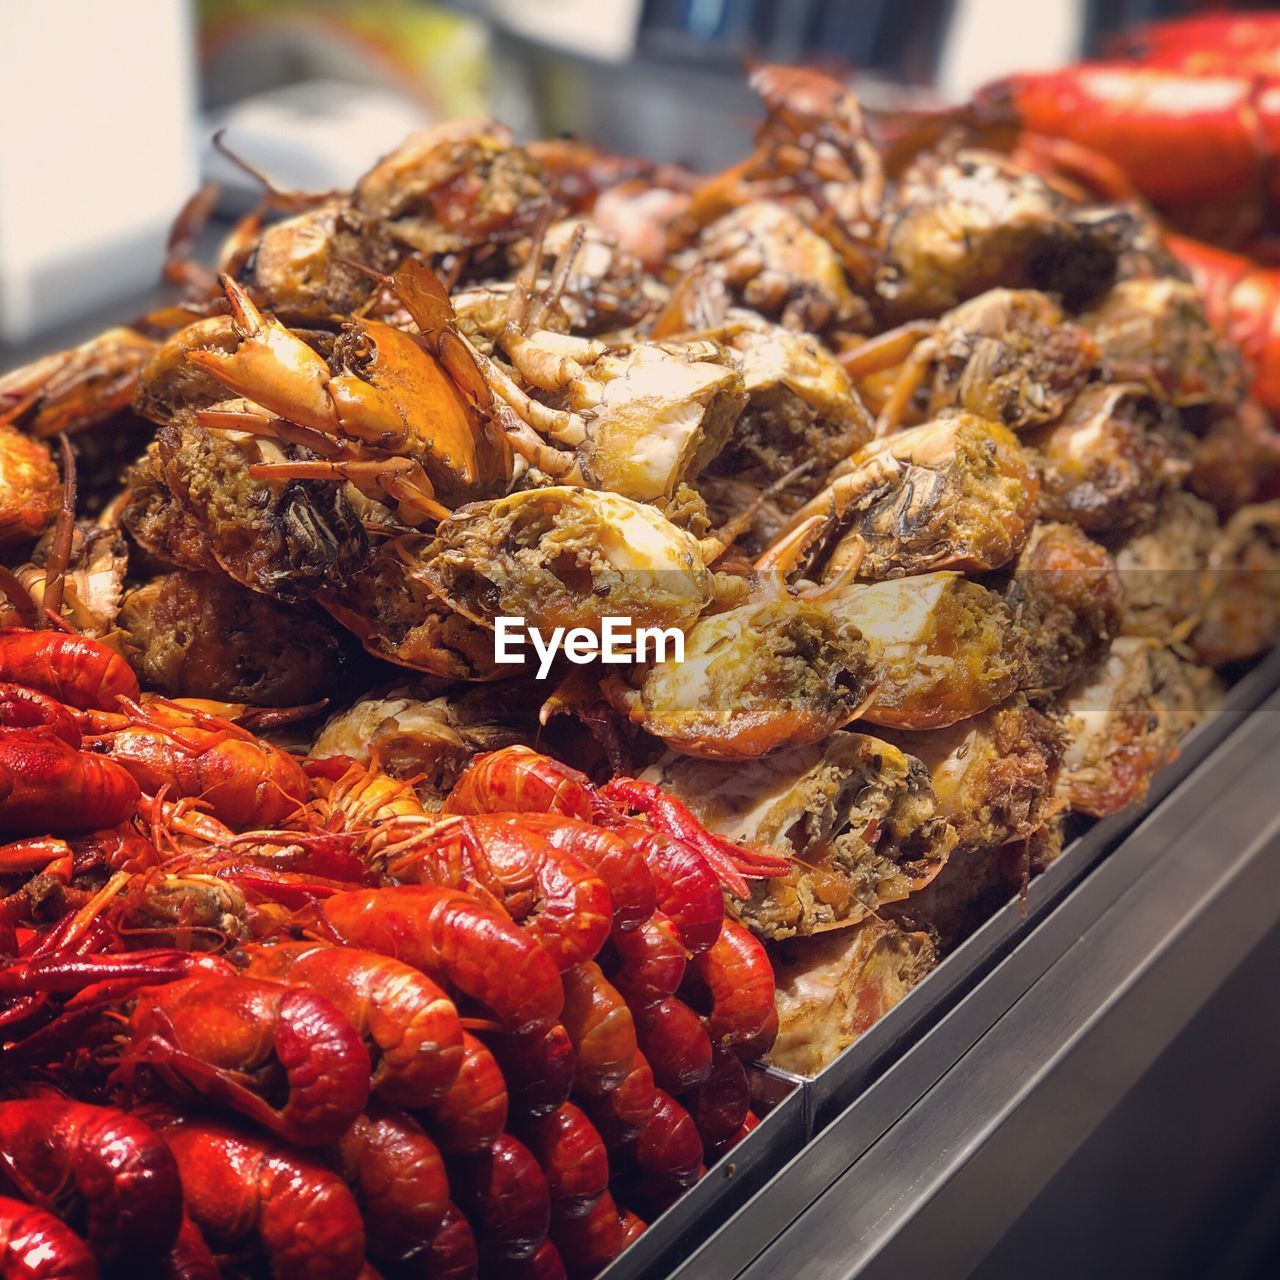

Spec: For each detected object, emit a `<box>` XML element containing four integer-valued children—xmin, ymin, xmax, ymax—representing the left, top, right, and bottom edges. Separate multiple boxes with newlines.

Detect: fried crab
<box><xmin>610</xmin><ymin>595</ymin><xmax>874</xmax><ymax>759</ymax></box>
<box><xmin>843</xmin><ymin>288</ymin><xmax>1099</xmax><ymax>437</ymax></box>
<box><xmin>770</xmin><ymin>412</ymin><xmax>1040</xmax><ymax>582</ymax></box>
<box><xmin>121</xmin><ymin>570</ymin><xmax>346</xmax><ymax>706</ymax></box>
<box><xmin>768</xmin><ymin>919</ymin><xmax>937</xmax><ymax>1076</ymax></box>
<box><xmin>123</xmin><ymin>418</ymin><xmax>370</xmax><ymax>603</ymax></box>
<box><xmin>645</xmin><ymin>732</ymin><xmax>956</xmax><ymax>940</ymax></box>
<box><xmin>1055</xmin><ymin>637</ymin><xmax>1222</xmax><ymax>817</ymax></box>
<box><xmin>876</xmin><ymin>149</ymin><xmax>1126</xmax><ymax>320</ymax></box>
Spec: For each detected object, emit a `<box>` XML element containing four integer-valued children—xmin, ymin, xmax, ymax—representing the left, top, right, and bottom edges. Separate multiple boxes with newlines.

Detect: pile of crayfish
<box><xmin>0</xmin><ymin>625</ymin><xmax>787</xmax><ymax>1280</ymax></box>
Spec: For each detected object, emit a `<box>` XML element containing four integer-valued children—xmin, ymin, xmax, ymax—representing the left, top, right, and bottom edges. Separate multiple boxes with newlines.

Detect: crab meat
<box><xmin>419</xmin><ymin>486</ymin><xmax>716</xmax><ymax>637</ymax></box>
<box><xmin>1001</xmin><ymin>521</ymin><xmax>1123</xmax><ymax>695</ymax></box>
<box><xmin>1113</xmin><ymin>491</ymin><xmax>1219</xmax><ymax>644</ymax></box>
<box><xmin>644</xmin><ymin>731</ymin><xmax>956</xmax><ymax>939</ymax></box>
<box><xmin>771</xmin><ymin>412</ymin><xmax>1039</xmax><ymax>582</ymax></box>
<box><xmin>354</xmin><ymin>118</ymin><xmax>554</xmax><ymax>257</ymax></box>
<box><xmin>696</xmin><ymin>201</ymin><xmax>866</xmax><ymax>332</ymax></box>
<box><xmin>1029</xmin><ymin>382</ymin><xmax>1192</xmax><ymax>533</ymax></box>
<box><xmin>1080</xmin><ymin>277</ymin><xmax>1242</xmax><ymax>408</ymax></box>
<box><xmin>821</xmin><ymin>571</ymin><xmax>1027</xmax><ymax>730</ymax></box>
<box><xmin>768</xmin><ymin>919</ymin><xmax>936</xmax><ymax>1077</ymax></box>
<box><xmin>884</xmin><ymin>697</ymin><xmax>1064</xmax><ymax>853</ymax></box>
<box><xmin>1193</xmin><ymin>501</ymin><xmax>1280</xmax><ymax>667</ymax></box>
<box><xmin>844</xmin><ymin>288</ymin><xmax>1099</xmax><ymax>436</ymax></box>
<box><xmin>1055</xmin><ymin>637</ymin><xmax>1222</xmax><ymax>817</ymax></box>
<box><xmin>618</xmin><ymin>595</ymin><xmax>874</xmax><ymax>759</ymax></box>
<box><xmin>877</xmin><ymin>150</ymin><xmax>1126</xmax><ymax>320</ymax></box>
<box><xmin>312</xmin><ymin>686</ymin><xmax>532</xmax><ymax>800</ymax></box>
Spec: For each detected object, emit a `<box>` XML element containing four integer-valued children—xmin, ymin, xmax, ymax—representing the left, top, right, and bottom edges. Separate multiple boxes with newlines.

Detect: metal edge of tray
<box><xmin>597</xmin><ymin>1066</ymin><xmax>810</xmax><ymax>1280</ymax></box>
<box><xmin>804</xmin><ymin>645</ymin><xmax>1280</xmax><ymax>1126</ymax></box>
<box><xmin>734</xmin><ymin>677</ymin><xmax>1280</xmax><ymax>1280</ymax></box>
<box><xmin>664</xmin><ymin>668</ymin><xmax>1280</xmax><ymax>1280</ymax></box>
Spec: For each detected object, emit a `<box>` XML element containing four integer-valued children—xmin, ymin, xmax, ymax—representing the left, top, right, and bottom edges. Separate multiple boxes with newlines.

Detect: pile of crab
<box><xmin>1</xmin><ymin>22</ymin><xmax>1280</xmax><ymax>1272</ymax></box>
<box><xmin>0</xmin><ymin>627</ymin><xmax>782</xmax><ymax>1280</ymax></box>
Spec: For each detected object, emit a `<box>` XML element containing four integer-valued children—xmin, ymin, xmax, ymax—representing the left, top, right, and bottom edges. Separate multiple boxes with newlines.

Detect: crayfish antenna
<box><xmin>211</xmin><ymin>130</ymin><xmax>332</xmax><ymax>212</ymax></box>
<box><xmin>42</xmin><ymin>871</ymin><xmax>131</xmax><ymax>953</ymax></box>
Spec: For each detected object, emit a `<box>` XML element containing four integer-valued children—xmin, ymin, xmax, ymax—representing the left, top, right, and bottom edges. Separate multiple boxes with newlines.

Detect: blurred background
<box><xmin>0</xmin><ymin>0</ymin><xmax>1275</xmax><ymax>347</ymax></box>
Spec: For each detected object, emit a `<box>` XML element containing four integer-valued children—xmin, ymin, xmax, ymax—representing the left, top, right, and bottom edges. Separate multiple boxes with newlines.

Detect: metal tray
<box><xmin>597</xmin><ymin>1066</ymin><xmax>809</xmax><ymax>1280</ymax></box>
<box><xmin>593</xmin><ymin>650</ymin><xmax>1280</xmax><ymax>1277</ymax></box>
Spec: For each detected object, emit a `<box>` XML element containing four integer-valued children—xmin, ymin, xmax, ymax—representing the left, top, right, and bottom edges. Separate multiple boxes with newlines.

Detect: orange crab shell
<box><xmin>330</xmin><ymin>319</ymin><xmax>512</xmax><ymax>506</ymax></box>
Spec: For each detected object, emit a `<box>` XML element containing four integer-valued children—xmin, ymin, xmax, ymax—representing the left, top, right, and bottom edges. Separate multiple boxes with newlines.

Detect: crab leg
<box><xmin>465</xmin><ymin>343</ymin><xmax>589</xmax><ymax>446</ymax></box>
<box><xmin>250</xmin><ymin>458</ymin><xmax>450</xmax><ymax>523</ymax></box>
<box><xmin>839</xmin><ymin>322</ymin><xmax>933</xmax><ymax>378</ymax></box>
<box><xmin>493</xmin><ymin>405</ymin><xmax>584</xmax><ymax>480</ymax></box>
<box><xmin>185</xmin><ymin>276</ymin><xmax>337</xmax><ymax>435</ymax></box>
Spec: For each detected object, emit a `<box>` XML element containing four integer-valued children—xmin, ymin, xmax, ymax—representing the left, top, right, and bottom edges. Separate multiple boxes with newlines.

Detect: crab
<box><xmin>1079</xmin><ymin>276</ymin><xmax>1242</xmax><ymax>409</ymax></box>
<box><xmin>606</xmin><ymin>594</ymin><xmax>874</xmax><ymax>760</ymax></box>
<box><xmin>693</xmin><ymin>200</ymin><xmax>869</xmax><ymax>333</ymax></box>
<box><xmin>876</xmin><ymin>149</ymin><xmax>1127</xmax><ymax>321</ymax></box>
<box><xmin>417</xmin><ymin>486</ymin><xmax>718</xmax><ymax>638</ymax></box>
<box><xmin>353</xmin><ymin>118</ymin><xmax>555</xmax><ymax>260</ymax></box>
<box><xmin>1027</xmin><ymin>382</ymin><xmax>1192</xmax><ymax>534</ymax></box>
<box><xmin>766</xmin><ymin>412</ymin><xmax>1040</xmax><ymax>583</ymax></box>
<box><xmin>463</xmin><ymin>246</ymin><xmax>749</xmax><ymax>501</ymax></box>
<box><xmin>841</xmin><ymin>288</ymin><xmax>1099</xmax><ymax>437</ymax></box>
<box><xmin>181</xmin><ymin>263</ymin><xmax>514</xmax><ymax>524</ymax></box>
<box><xmin>644</xmin><ymin>730</ymin><xmax>956</xmax><ymax>940</ymax></box>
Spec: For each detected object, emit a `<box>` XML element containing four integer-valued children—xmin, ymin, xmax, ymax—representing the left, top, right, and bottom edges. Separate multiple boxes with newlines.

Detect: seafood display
<box><xmin>0</xmin><ymin>16</ymin><xmax>1278</xmax><ymax>1274</ymax></box>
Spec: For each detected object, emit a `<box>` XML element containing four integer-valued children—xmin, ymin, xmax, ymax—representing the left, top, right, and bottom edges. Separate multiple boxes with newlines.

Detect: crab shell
<box><xmin>1193</xmin><ymin>500</ymin><xmax>1280</xmax><ymax>666</ymax></box>
<box><xmin>779</xmin><ymin>412</ymin><xmax>1040</xmax><ymax>582</ymax></box>
<box><xmin>311</xmin><ymin>687</ymin><xmax>528</xmax><ymax>797</ymax></box>
<box><xmin>768</xmin><ymin>918</ymin><xmax>937</xmax><ymax>1077</ymax></box>
<box><xmin>567</xmin><ymin>340</ymin><xmax>747</xmax><ymax>503</ymax></box>
<box><xmin>319</xmin><ymin>536</ymin><xmax>508</xmax><ymax>682</ymax></box>
<box><xmin>645</xmin><ymin>731</ymin><xmax>956</xmax><ymax>940</ymax></box>
<box><xmin>883</xmin><ymin>696</ymin><xmax>1064</xmax><ymax>851</ymax></box>
<box><xmin>877</xmin><ymin>149</ymin><xmax>1123</xmax><ymax>320</ymax></box>
<box><xmin>634</xmin><ymin>595</ymin><xmax>874</xmax><ymax>759</ymax></box>
<box><xmin>1080</xmin><ymin>277</ymin><xmax>1242</xmax><ymax>409</ymax></box>
<box><xmin>1055</xmin><ymin>637</ymin><xmax>1222</xmax><ymax>817</ymax></box>
<box><xmin>1029</xmin><ymin>382</ymin><xmax>1191</xmax><ymax>533</ymax></box>
<box><xmin>921</xmin><ymin>288</ymin><xmax>1099</xmax><ymax>431</ymax></box>
<box><xmin>419</xmin><ymin>486</ymin><xmax>715</xmax><ymax>636</ymax></box>
<box><xmin>822</xmin><ymin>570</ymin><xmax>1027</xmax><ymax>730</ymax></box>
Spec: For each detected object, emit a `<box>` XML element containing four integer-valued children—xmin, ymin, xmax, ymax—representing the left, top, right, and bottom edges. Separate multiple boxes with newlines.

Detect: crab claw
<box><xmin>187</xmin><ymin>276</ymin><xmax>337</xmax><ymax>436</ymax></box>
